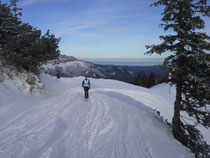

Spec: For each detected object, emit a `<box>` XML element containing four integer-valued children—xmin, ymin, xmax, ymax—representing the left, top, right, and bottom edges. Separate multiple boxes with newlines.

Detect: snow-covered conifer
<box><xmin>145</xmin><ymin>0</ymin><xmax>210</xmax><ymax>157</ymax></box>
<box><xmin>0</xmin><ymin>1</ymin><xmax>60</xmax><ymax>73</ymax></box>
<box><xmin>0</xmin><ymin>2</ymin><xmax>20</xmax><ymax>59</ymax></box>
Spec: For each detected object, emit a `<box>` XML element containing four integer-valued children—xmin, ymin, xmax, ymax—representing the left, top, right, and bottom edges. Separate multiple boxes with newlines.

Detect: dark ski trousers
<box><xmin>84</xmin><ymin>87</ymin><xmax>89</xmax><ymax>99</ymax></box>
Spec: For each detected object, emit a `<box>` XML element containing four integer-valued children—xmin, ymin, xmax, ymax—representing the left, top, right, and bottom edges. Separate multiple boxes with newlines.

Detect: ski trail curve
<box><xmin>0</xmin><ymin>87</ymin><xmax>192</xmax><ymax>158</ymax></box>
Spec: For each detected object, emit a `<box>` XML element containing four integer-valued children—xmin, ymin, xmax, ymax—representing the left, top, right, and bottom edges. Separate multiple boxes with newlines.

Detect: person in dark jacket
<box><xmin>82</xmin><ymin>76</ymin><xmax>91</xmax><ymax>99</ymax></box>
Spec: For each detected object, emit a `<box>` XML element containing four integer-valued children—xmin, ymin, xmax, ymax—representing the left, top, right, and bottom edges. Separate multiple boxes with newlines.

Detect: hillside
<box><xmin>43</xmin><ymin>55</ymin><xmax>136</xmax><ymax>83</ymax></box>
<box><xmin>0</xmin><ymin>74</ymin><xmax>194</xmax><ymax>158</ymax></box>
<box><xmin>43</xmin><ymin>55</ymin><xmax>167</xmax><ymax>83</ymax></box>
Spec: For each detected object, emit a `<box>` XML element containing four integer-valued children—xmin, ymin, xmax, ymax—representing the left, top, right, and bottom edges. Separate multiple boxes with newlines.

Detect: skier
<box><xmin>82</xmin><ymin>76</ymin><xmax>91</xmax><ymax>99</ymax></box>
<box><xmin>56</xmin><ymin>73</ymin><xmax>60</xmax><ymax>79</ymax></box>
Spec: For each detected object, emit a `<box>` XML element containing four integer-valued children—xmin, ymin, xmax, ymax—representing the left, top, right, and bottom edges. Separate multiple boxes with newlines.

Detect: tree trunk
<box><xmin>172</xmin><ymin>75</ymin><xmax>183</xmax><ymax>140</ymax></box>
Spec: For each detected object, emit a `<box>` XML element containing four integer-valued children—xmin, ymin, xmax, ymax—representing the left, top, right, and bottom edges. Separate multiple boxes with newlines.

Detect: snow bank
<box><xmin>0</xmin><ymin>61</ymin><xmax>47</xmax><ymax>127</ymax></box>
<box><xmin>0</xmin><ymin>61</ymin><xmax>45</xmax><ymax>95</ymax></box>
<box><xmin>0</xmin><ymin>83</ymin><xmax>44</xmax><ymax>126</ymax></box>
<box><xmin>151</xmin><ymin>83</ymin><xmax>210</xmax><ymax>145</ymax></box>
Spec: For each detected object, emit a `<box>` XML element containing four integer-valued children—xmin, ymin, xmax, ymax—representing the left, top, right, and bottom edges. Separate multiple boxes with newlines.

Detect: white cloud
<box><xmin>20</xmin><ymin>0</ymin><xmax>71</xmax><ymax>6</ymax></box>
<box><xmin>51</xmin><ymin>2</ymin><xmax>143</xmax><ymax>37</ymax></box>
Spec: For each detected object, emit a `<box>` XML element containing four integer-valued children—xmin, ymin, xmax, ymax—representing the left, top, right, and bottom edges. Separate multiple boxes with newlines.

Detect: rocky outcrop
<box><xmin>0</xmin><ymin>60</ymin><xmax>45</xmax><ymax>95</ymax></box>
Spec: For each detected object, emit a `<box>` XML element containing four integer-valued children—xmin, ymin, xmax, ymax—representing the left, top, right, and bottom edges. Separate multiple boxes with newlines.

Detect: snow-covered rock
<box><xmin>0</xmin><ymin>61</ymin><xmax>45</xmax><ymax>95</ymax></box>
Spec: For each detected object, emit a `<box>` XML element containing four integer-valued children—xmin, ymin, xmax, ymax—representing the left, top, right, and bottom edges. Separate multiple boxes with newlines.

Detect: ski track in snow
<box><xmin>0</xmin><ymin>84</ymin><xmax>192</xmax><ymax>158</ymax></box>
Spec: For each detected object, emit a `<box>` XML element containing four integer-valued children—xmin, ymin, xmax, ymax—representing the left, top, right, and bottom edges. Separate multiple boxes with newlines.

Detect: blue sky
<box><xmin>2</xmin><ymin>0</ymin><xmax>210</xmax><ymax>59</ymax></box>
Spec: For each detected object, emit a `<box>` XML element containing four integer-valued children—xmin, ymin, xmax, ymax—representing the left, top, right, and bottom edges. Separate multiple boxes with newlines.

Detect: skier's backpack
<box><xmin>83</xmin><ymin>79</ymin><xmax>90</xmax><ymax>87</ymax></box>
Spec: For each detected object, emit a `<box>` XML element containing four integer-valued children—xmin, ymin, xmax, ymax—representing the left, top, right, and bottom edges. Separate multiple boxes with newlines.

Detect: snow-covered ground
<box><xmin>151</xmin><ymin>83</ymin><xmax>210</xmax><ymax>145</ymax></box>
<box><xmin>0</xmin><ymin>75</ymin><xmax>199</xmax><ymax>158</ymax></box>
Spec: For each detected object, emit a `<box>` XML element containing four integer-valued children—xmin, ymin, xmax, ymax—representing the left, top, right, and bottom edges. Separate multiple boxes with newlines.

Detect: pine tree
<box><xmin>148</xmin><ymin>72</ymin><xmax>156</xmax><ymax>88</ymax></box>
<box><xmin>145</xmin><ymin>0</ymin><xmax>210</xmax><ymax>157</ymax></box>
<box><xmin>141</xmin><ymin>72</ymin><xmax>148</xmax><ymax>88</ymax></box>
<box><xmin>0</xmin><ymin>2</ymin><xmax>20</xmax><ymax>60</ymax></box>
<box><xmin>0</xmin><ymin>1</ymin><xmax>60</xmax><ymax>73</ymax></box>
<box><xmin>10</xmin><ymin>0</ymin><xmax>22</xmax><ymax>17</ymax></box>
<box><xmin>133</xmin><ymin>74</ymin><xmax>142</xmax><ymax>86</ymax></box>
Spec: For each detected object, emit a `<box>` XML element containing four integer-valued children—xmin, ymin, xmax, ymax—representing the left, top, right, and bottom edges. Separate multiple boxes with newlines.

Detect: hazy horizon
<box><xmin>78</xmin><ymin>57</ymin><xmax>164</xmax><ymax>66</ymax></box>
<box><xmin>78</xmin><ymin>57</ymin><xmax>164</xmax><ymax>61</ymax></box>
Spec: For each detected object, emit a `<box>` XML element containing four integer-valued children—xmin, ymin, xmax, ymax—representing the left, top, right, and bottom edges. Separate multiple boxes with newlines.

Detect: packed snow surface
<box><xmin>0</xmin><ymin>75</ymin><xmax>194</xmax><ymax>158</ymax></box>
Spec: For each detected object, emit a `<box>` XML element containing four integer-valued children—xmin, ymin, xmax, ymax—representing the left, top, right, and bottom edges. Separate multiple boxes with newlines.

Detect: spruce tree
<box><xmin>0</xmin><ymin>1</ymin><xmax>60</xmax><ymax>73</ymax></box>
<box><xmin>145</xmin><ymin>0</ymin><xmax>210</xmax><ymax>157</ymax></box>
<box><xmin>0</xmin><ymin>1</ymin><xmax>20</xmax><ymax>60</ymax></box>
<box><xmin>141</xmin><ymin>72</ymin><xmax>148</xmax><ymax>87</ymax></box>
<box><xmin>148</xmin><ymin>72</ymin><xmax>156</xmax><ymax>88</ymax></box>
<box><xmin>10</xmin><ymin>0</ymin><xmax>22</xmax><ymax>17</ymax></box>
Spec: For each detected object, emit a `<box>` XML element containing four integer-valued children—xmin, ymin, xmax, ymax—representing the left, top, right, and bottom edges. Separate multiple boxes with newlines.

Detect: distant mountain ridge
<box><xmin>43</xmin><ymin>55</ymin><xmax>167</xmax><ymax>83</ymax></box>
<box><xmin>57</xmin><ymin>55</ymin><xmax>78</xmax><ymax>63</ymax></box>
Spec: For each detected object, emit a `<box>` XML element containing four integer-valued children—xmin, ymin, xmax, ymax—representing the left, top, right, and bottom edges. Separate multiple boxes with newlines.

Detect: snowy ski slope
<box><xmin>0</xmin><ymin>75</ymin><xmax>194</xmax><ymax>158</ymax></box>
